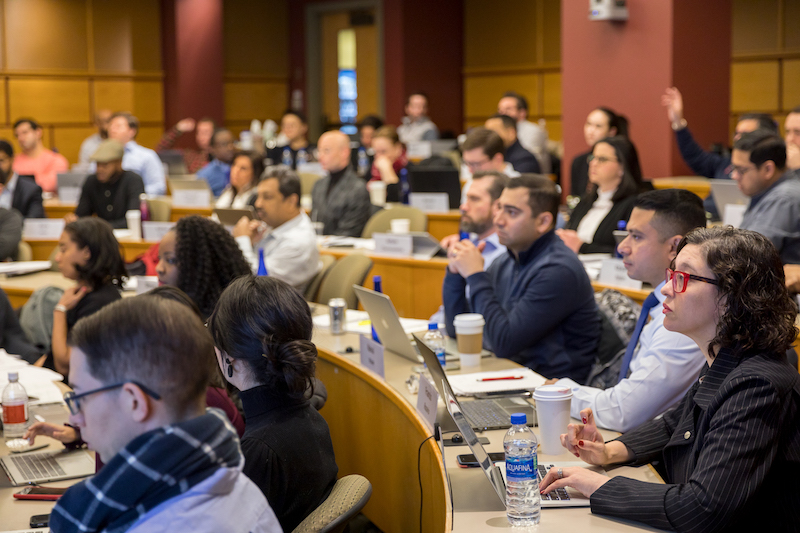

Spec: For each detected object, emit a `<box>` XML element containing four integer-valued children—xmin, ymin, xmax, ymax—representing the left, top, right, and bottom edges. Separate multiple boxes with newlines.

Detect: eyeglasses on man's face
<box><xmin>63</xmin><ymin>381</ymin><xmax>161</xmax><ymax>416</ymax></box>
<box><xmin>665</xmin><ymin>268</ymin><xmax>719</xmax><ymax>294</ymax></box>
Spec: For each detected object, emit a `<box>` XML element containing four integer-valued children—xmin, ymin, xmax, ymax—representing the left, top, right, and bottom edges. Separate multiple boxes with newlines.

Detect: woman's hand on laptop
<box><xmin>24</xmin><ymin>422</ymin><xmax>78</xmax><ymax>445</ymax></box>
<box><xmin>540</xmin><ymin>465</ymin><xmax>608</xmax><ymax>498</ymax></box>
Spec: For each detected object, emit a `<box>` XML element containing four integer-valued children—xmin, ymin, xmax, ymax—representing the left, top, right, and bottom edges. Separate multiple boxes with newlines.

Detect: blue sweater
<box><xmin>443</xmin><ymin>231</ymin><xmax>600</xmax><ymax>382</ymax></box>
<box><xmin>675</xmin><ymin>127</ymin><xmax>730</xmax><ymax>219</ymax></box>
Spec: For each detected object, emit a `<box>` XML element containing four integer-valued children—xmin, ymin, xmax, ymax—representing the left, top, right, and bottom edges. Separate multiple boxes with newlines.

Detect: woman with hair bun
<box><xmin>208</xmin><ymin>275</ymin><xmax>338</xmax><ymax>533</ymax></box>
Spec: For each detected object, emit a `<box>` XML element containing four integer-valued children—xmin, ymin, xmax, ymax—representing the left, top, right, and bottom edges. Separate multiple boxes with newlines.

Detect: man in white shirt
<box><xmin>550</xmin><ymin>189</ymin><xmax>707</xmax><ymax>432</ymax></box>
<box><xmin>397</xmin><ymin>92</ymin><xmax>439</xmax><ymax>144</ymax></box>
<box><xmin>78</xmin><ymin>109</ymin><xmax>112</xmax><ymax>165</ymax></box>
<box><xmin>498</xmin><ymin>92</ymin><xmax>551</xmax><ymax>173</ymax></box>
<box><xmin>107</xmin><ymin>112</ymin><xmax>166</xmax><ymax>196</ymax></box>
<box><xmin>233</xmin><ymin>166</ymin><xmax>321</xmax><ymax>290</ymax></box>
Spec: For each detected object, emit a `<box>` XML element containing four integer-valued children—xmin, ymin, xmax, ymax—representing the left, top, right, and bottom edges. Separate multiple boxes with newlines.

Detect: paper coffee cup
<box><xmin>533</xmin><ymin>385</ymin><xmax>573</xmax><ymax>455</ymax></box>
<box><xmin>453</xmin><ymin>313</ymin><xmax>484</xmax><ymax>367</ymax></box>
<box><xmin>125</xmin><ymin>210</ymin><xmax>142</xmax><ymax>240</ymax></box>
<box><xmin>367</xmin><ymin>181</ymin><xmax>387</xmax><ymax>206</ymax></box>
<box><xmin>390</xmin><ymin>218</ymin><xmax>411</xmax><ymax>234</ymax></box>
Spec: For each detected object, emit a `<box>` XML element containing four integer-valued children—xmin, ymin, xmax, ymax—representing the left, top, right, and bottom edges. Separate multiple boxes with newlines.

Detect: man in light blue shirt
<box><xmin>108</xmin><ymin>112</ymin><xmax>166</xmax><ymax>196</ymax></box>
<box><xmin>196</xmin><ymin>129</ymin><xmax>234</xmax><ymax>197</ymax></box>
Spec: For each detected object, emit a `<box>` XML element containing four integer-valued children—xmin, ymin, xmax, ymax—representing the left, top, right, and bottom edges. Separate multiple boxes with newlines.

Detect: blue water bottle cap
<box><xmin>428</xmin><ymin>322</ymin><xmax>438</xmax><ymax>330</ymax></box>
<box><xmin>617</xmin><ymin>220</ymin><xmax>627</xmax><ymax>230</ymax></box>
<box><xmin>459</xmin><ymin>231</ymin><xmax>470</xmax><ymax>241</ymax></box>
<box><xmin>509</xmin><ymin>413</ymin><xmax>527</xmax><ymax>425</ymax></box>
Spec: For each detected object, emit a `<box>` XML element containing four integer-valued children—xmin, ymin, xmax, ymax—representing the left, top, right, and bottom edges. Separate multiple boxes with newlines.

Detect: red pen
<box><xmin>477</xmin><ymin>376</ymin><xmax>524</xmax><ymax>382</ymax></box>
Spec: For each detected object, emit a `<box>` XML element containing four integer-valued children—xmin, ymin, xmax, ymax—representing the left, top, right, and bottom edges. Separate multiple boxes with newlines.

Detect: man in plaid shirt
<box><xmin>156</xmin><ymin>117</ymin><xmax>215</xmax><ymax>174</ymax></box>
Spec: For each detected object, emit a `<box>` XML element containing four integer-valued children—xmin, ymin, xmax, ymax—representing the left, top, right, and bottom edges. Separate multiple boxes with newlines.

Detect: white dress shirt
<box><xmin>555</xmin><ymin>281</ymin><xmax>706</xmax><ymax>432</ymax></box>
<box><xmin>123</xmin><ymin>141</ymin><xmax>166</xmax><ymax>196</ymax></box>
<box><xmin>235</xmin><ymin>212</ymin><xmax>321</xmax><ymax>290</ymax></box>
<box><xmin>215</xmin><ymin>186</ymin><xmax>257</xmax><ymax>209</ymax></box>
<box><xmin>575</xmin><ymin>188</ymin><xmax>614</xmax><ymax>244</ymax></box>
<box><xmin>79</xmin><ymin>133</ymin><xmax>102</xmax><ymax>164</ymax></box>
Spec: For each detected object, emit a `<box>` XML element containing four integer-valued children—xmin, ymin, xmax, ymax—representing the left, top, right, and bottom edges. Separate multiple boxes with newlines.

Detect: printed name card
<box><xmin>172</xmin><ymin>189</ymin><xmax>211</xmax><ymax>208</ymax></box>
<box><xmin>415</xmin><ymin>373</ymin><xmax>439</xmax><ymax>431</ymax></box>
<box><xmin>58</xmin><ymin>186</ymin><xmax>81</xmax><ymax>204</ymax></box>
<box><xmin>406</xmin><ymin>141</ymin><xmax>432</xmax><ymax>160</ymax></box>
<box><xmin>598</xmin><ymin>257</ymin><xmax>643</xmax><ymax>290</ymax></box>
<box><xmin>23</xmin><ymin>218</ymin><xmax>65</xmax><ymax>239</ymax></box>
<box><xmin>359</xmin><ymin>334</ymin><xmax>385</xmax><ymax>378</ymax></box>
<box><xmin>142</xmin><ymin>221</ymin><xmax>175</xmax><ymax>242</ymax></box>
<box><xmin>296</xmin><ymin>162</ymin><xmax>325</xmax><ymax>176</ymax></box>
<box><xmin>723</xmin><ymin>204</ymin><xmax>746</xmax><ymax>229</ymax></box>
<box><xmin>134</xmin><ymin>276</ymin><xmax>160</xmax><ymax>295</ymax></box>
<box><xmin>373</xmin><ymin>233</ymin><xmax>413</xmax><ymax>256</ymax></box>
<box><xmin>409</xmin><ymin>193</ymin><xmax>450</xmax><ymax>213</ymax></box>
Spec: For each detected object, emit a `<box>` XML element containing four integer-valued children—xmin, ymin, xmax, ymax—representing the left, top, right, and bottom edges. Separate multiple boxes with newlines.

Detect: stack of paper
<box><xmin>0</xmin><ymin>350</ymin><xmax>65</xmax><ymax>405</ymax></box>
<box><xmin>312</xmin><ymin>310</ymin><xmax>430</xmax><ymax>336</ymax></box>
<box><xmin>0</xmin><ymin>261</ymin><xmax>52</xmax><ymax>277</ymax></box>
<box><xmin>447</xmin><ymin>368</ymin><xmax>546</xmax><ymax>396</ymax></box>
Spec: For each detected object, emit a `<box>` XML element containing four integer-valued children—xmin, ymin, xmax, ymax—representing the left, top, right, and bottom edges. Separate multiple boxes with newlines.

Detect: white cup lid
<box><xmin>532</xmin><ymin>384</ymin><xmax>572</xmax><ymax>400</ymax></box>
<box><xmin>453</xmin><ymin>313</ymin><xmax>485</xmax><ymax>327</ymax></box>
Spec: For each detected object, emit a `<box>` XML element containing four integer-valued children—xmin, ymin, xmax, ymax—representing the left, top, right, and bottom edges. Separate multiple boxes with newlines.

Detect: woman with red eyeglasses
<box><xmin>540</xmin><ymin>226</ymin><xmax>800</xmax><ymax>532</ymax></box>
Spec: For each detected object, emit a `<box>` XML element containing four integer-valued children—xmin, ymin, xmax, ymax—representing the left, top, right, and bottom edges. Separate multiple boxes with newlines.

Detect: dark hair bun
<box><xmin>263</xmin><ymin>339</ymin><xmax>317</xmax><ymax>397</ymax></box>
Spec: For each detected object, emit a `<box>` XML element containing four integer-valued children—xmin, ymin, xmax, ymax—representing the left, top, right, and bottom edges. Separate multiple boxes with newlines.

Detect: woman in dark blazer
<box><xmin>541</xmin><ymin>227</ymin><xmax>800</xmax><ymax>532</ymax></box>
<box><xmin>557</xmin><ymin>136</ymin><xmax>640</xmax><ymax>254</ymax></box>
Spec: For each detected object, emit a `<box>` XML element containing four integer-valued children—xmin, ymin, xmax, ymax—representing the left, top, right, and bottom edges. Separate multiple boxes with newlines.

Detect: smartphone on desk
<box><xmin>457</xmin><ymin>453</ymin><xmax>505</xmax><ymax>467</ymax></box>
<box><xmin>30</xmin><ymin>513</ymin><xmax>51</xmax><ymax>528</ymax></box>
<box><xmin>15</xmin><ymin>486</ymin><xmax>67</xmax><ymax>501</ymax></box>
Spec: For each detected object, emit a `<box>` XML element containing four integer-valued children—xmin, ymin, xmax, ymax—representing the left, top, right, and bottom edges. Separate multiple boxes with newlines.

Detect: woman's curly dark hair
<box><xmin>64</xmin><ymin>218</ymin><xmax>126</xmax><ymax>290</ymax></box>
<box><xmin>676</xmin><ymin>226</ymin><xmax>798</xmax><ymax>359</ymax></box>
<box><xmin>173</xmin><ymin>215</ymin><xmax>251</xmax><ymax>318</ymax></box>
<box><xmin>208</xmin><ymin>275</ymin><xmax>317</xmax><ymax>400</ymax></box>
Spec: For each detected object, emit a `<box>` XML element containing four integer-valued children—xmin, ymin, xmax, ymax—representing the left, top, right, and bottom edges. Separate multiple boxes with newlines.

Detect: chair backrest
<box><xmin>304</xmin><ymin>254</ymin><xmax>336</xmax><ymax>302</ymax></box>
<box><xmin>16</xmin><ymin>241</ymin><xmax>32</xmax><ymax>262</ymax></box>
<box><xmin>291</xmin><ymin>475</ymin><xmax>372</xmax><ymax>533</ymax></box>
<box><xmin>147</xmin><ymin>198</ymin><xmax>172</xmax><ymax>222</ymax></box>
<box><xmin>361</xmin><ymin>206</ymin><xmax>427</xmax><ymax>238</ymax></box>
<box><xmin>299</xmin><ymin>172</ymin><xmax>323</xmax><ymax>197</ymax></box>
<box><xmin>316</xmin><ymin>254</ymin><xmax>373</xmax><ymax>309</ymax></box>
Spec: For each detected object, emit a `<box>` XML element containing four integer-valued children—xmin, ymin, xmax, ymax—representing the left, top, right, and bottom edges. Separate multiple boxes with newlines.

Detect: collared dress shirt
<box><xmin>122</xmin><ymin>141</ymin><xmax>166</xmax><ymax>196</ymax></box>
<box><xmin>739</xmin><ymin>171</ymin><xmax>800</xmax><ymax>264</ymax></box>
<box><xmin>196</xmin><ymin>158</ymin><xmax>230</xmax><ymax>197</ymax></box>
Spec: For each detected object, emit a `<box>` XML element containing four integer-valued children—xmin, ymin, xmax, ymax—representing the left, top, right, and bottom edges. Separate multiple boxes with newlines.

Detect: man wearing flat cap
<box><xmin>67</xmin><ymin>140</ymin><xmax>145</xmax><ymax>229</ymax></box>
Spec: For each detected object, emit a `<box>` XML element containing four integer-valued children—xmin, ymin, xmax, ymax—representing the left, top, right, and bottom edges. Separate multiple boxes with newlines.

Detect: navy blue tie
<box><xmin>617</xmin><ymin>292</ymin><xmax>660</xmax><ymax>383</ymax></box>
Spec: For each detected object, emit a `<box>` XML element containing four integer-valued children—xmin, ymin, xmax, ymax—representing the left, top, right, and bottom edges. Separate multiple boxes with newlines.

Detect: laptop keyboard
<box><xmin>461</xmin><ymin>400</ymin><xmax>513</xmax><ymax>429</ymax></box>
<box><xmin>538</xmin><ymin>464</ymin><xmax>571</xmax><ymax>501</ymax></box>
<box><xmin>11</xmin><ymin>453</ymin><xmax>65</xmax><ymax>480</ymax></box>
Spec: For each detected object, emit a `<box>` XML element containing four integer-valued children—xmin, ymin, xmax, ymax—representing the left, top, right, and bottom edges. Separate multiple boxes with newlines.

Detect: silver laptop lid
<box><xmin>214</xmin><ymin>207</ymin><xmax>255</xmax><ymax>226</ymax></box>
<box><xmin>353</xmin><ymin>285</ymin><xmax>421</xmax><ymax>362</ymax></box>
<box><xmin>1</xmin><ymin>448</ymin><xmax>95</xmax><ymax>486</ymax></box>
<box><xmin>710</xmin><ymin>179</ymin><xmax>748</xmax><ymax>216</ymax></box>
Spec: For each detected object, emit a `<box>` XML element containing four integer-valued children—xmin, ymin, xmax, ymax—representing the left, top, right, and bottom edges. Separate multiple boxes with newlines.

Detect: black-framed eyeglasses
<box><xmin>587</xmin><ymin>154</ymin><xmax>618</xmax><ymax>164</ymax></box>
<box><xmin>665</xmin><ymin>268</ymin><xmax>719</xmax><ymax>294</ymax></box>
<box><xmin>63</xmin><ymin>381</ymin><xmax>161</xmax><ymax>416</ymax></box>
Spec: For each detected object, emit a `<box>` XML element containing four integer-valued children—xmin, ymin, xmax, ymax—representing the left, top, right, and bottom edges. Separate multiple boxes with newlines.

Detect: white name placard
<box><xmin>406</xmin><ymin>141</ymin><xmax>432</xmax><ymax>160</ymax></box>
<box><xmin>415</xmin><ymin>373</ymin><xmax>439</xmax><ymax>431</ymax></box>
<box><xmin>58</xmin><ymin>186</ymin><xmax>82</xmax><ymax>204</ymax></box>
<box><xmin>359</xmin><ymin>334</ymin><xmax>385</xmax><ymax>378</ymax></box>
<box><xmin>23</xmin><ymin>218</ymin><xmax>65</xmax><ymax>239</ymax></box>
<box><xmin>723</xmin><ymin>203</ymin><xmax>746</xmax><ymax>229</ymax></box>
<box><xmin>134</xmin><ymin>276</ymin><xmax>160</xmax><ymax>295</ymax></box>
<box><xmin>598</xmin><ymin>257</ymin><xmax>643</xmax><ymax>290</ymax></box>
<box><xmin>409</xmin><ymin>193</ymin><xmax>450</xmax><ymax>213</ymax></box>
<box><xmin>374</xmin><ymin>233</ymin><xmax>413</xmax><ymax>256</ymax></box>
<box><xmin>142</xmin><ymin>221</ymin><xmax>175</xmax><ymax>242</ymax></box>
<box><xmin>172</xmin><ymin>189</ymin><xmax>211</xmax><ymax>208</ymax></box>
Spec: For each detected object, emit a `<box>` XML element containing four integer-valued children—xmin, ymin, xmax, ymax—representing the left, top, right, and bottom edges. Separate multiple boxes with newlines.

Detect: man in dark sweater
<box><xmin>485</xmin><ymin>113</ymin><xmax>541</xmax><ymax>174</ymax></box>
<box><xmin>68</xmin><ymin>140</ymin><xmax>145</xmax><ymax>229</ymax></box>
<box><xmin>444</xmin><ymin>174</ymin><xmax>599</xmax><ymax>382</ymax></box>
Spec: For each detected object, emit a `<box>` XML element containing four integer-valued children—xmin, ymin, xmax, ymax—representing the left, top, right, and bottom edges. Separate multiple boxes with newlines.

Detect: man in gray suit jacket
<box><xmin>311</xmin><ymin>130</ymin><xmax>372</xmax><ymax>237</ymax></box>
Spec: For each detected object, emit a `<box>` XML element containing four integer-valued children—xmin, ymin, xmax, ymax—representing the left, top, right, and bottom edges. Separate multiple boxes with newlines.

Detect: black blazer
<box><xmin>566</xmin><ymin>192</ymin><xmax>636</xmax><ymax>254</ymax></box>
<box><xmin>11</xmin><ymin>175</ymin><xmax>44</xmax><ymax>218</ymax></box>
<box><xmin>591</xmin><ymin>348</ymin><xmax>800</xmax><ymax>532</ymax></box>
<box><xmin>0</xmin><ymin>289</ymin><xmax>41</xmax><ymax>364</ymax></box>
<box><xmin>569</xmin><ymin>152</ymin><xmax>590</xmax><ymax>196</ymax></box>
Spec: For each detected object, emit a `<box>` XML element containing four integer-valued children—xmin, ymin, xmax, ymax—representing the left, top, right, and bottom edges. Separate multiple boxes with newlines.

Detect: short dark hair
<box><xmin>489</xmin><ymin>114</ymin><xmax>518</xmax><ymax>131</ymax></box>
<box><xmin>64</xmin><ymin>218</ymin><xmax>126</xmax><ymax>290</ymax></box>
<box><xmin>634</xmin><ymin>189</ymin><xmax>706</xmax><ymax>239</ymax></box>
<box><xmin>110</xmin><ymin>112</ymin><xmax>139</xmax><ymax>131</ymax></box>
<box><xmin>462</xmin><ymin>127</ymin><xmax>505</xmax><ymax>159</ymax></box>
<box><xmin>505</xmin><ymin>174</ymin><xmax>560</xmax><ymax>222</ymax></box>
<box><xmin>373</xmin><ymin>125</ymin><xmax>401</xmax><ymax>145</ymax></box>
<box><xmin>261</xmin><ymin>165</ymin><xmax>302</xmax><ymax>207</ymax></box>
<box><xmin>733</xmin><ymin>130</ymin><xmax>786</xmax><ymax>170</ymax></box>
<box><xmin>70</xmin><ymin>297</ymin><xmax>213</xmax><ymax>418</ymax></box>
<box><xmin>0</xmin><ymin>140</ymin><xmax>13</xmax><ymax>158</ymax></box>
<box><xmin>282</xmin><ymin>109</ymin><xmax>307</xmax><ymax>125</ymax></box>
<box><xmin>502</xmin><ymin>91</ymin><xmax>528</xmax><ymax>112</ymax></box>
<box><xmin>208</xmin><ymin>275</ymin><xmax>317</xmax><ymax>400</ymax></box>
<box><xmin>13</xmin><ymin>118</ymin><xmax>40</xmax><ymax>131</ymax></box>
<box><xmin>232</xmin><ymin>151</ymin><xmax>266</xmax><ymax>191</ymax></box>
<box><xmin>144</xmin><ymin>285</ymin><xmax>203</xmax><ymax>319</ymax></box>
<box><xmin>790</xmin><ymin>106</ymin><xmax>800</xmax><ymax>115</ymax></box>
<box><xmin>472</xmin><ymin>171</ymin><xmax>510</xmax><ymax>202</ymax></box>
<box><xmin>359</xmin><ymin>115</ymin><xmax>384</xmax><ymax>130</ymax></box>
<box><xmin>210</xmin><ymin>128</ymin><xmax>231</xmax><ymax>146</ymax></box>
<box><xmin>595</xmin><ymin>107</ymin><xmax>629</xmax><ymax>138</ymax></box>
<box><xmin>676</xmin><ymin>227</ymin><xmax>798</xmax><ymax>359</ymax></box>
<box><xmin>738</xmin><ymin>113</ymin><xmax>779</xmax><ymax>133</ymax></box>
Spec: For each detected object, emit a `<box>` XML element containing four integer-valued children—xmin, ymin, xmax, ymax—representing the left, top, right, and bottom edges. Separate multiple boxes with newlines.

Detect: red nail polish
<box><xmin>579</xmin><ymin>440</ymin><xmax>584</xmax><ymax>447</ymax></box>
<box><xmin>574</xmin><ymin>452</ymin><xmax>580</xmax><ymax>457</ymax></box>
<box><xmin>582</xmin><ymin>417</ymin><xmax>588</xmax><ymax>424</ymax></box>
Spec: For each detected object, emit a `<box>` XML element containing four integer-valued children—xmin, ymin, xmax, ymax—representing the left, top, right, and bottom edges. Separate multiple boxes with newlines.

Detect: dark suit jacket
<box><xmin>591</xmin><ymin>348</ymin><xmax>800</xmax><ymax>532</ymax></box>
<box><xmin>0</xmin><ymin>289</ymin><xmax>41</xmax><ymax>363</ymax></box>
<box><xmin>505</xmin><ymin>139</ymin><xmax>541</xmax><ymax>174</ymax></box>
<box><xmin>570</xmin><ymin>152</ymin><xmax>590</xmax><ymax>196</ymax></box>
<box><xmin>310</xmin><ymin>166</ymin><xmax>372</xmax><ymax>237</ymax></box>
<box><xmin>11</xmin><ymin>175</ymin><xmax>45</xmax><ymax>218</ymax></box>
<box><xmin>0</xmin><ymin>207</ymin><xmax>22</xmax><ymax>260</ymax></box>
<box><xmin>566</xmin><ymin>192</ymin><xmax>636</xmax><ymax>254</ymax></box>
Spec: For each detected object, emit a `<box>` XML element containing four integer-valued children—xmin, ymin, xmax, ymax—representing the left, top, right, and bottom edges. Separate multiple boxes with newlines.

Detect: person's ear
<box><xmin>121</xmin><ymin>382</ymin><xmax>154</xmax><ymax>424</ymax></box>
<box><xmin>78</xmin><ymin>245</ymin><xmax>91</xmax><ymax>264</ymax></box>
<box><xmin>667</xmin><ymin>235</ymin><xmax>682</xmax><ymax>260</ymax></box>
<box><xmin>535</xmin><ymin>211</ymin><xmax>554</xmax><ymax>233</ymax></box>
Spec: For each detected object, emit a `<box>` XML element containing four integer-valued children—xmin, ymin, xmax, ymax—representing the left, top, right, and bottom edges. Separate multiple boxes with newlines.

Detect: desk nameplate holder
<box><xmin>409</xmin><ymin>193</ymin><xmax>450</xmax><ymax>213</ymax></box>
<box><xmin>373</xmin><ymin>233</ymin><xmax>413</xmax><ymax>257</ymax></box>
<box><xmin>359</xmin><ymin>334</ymin><xmax>385</xmax><ymax>378</ymax></box>
<box><xmin>142</xmin><ymin>221</ymin><xmax>175</xmax><ymax>241</ymax></box>
<box><xmin>598</xmin><ymin>257</ymin><xmax>643</xmax><ymax>290</ymax></box>
<box><xmin>415</xmin><ymin>374</ymin><xmax>439</xmax><ymax>432</ymax></box>
<box><xmin>23</xmin><ymin>218</ymin><xmax>65</xmax><ymax>239</ymax></box>
<box><xmin>172</xmin><ymin>190</ymin><xmax>211</xmax><ymax>208</ymax></box>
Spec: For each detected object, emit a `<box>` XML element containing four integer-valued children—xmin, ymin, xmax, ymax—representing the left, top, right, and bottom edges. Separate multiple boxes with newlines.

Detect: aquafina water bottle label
<box><xmin>506</xmin><ymin>454</ymin><xmax>536</xmax><ymax>481</ymax></box>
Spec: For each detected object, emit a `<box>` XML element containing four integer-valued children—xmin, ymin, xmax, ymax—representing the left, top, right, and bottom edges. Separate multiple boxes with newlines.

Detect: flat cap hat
<box><xmin>90</xmin><ymin>139</ymin><xmax>125</xmax><ymax>163</ymax></box>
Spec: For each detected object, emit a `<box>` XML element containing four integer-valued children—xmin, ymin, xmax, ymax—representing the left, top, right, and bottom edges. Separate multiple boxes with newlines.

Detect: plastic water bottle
<box><xmin>257</xmin><ymin>249</ymin><xmax>268</xmax><ymax>276</ymax></box>
<box><xmin>504</xmin><ymin>412</ymin><xmax>540</xmax><ymax>526</ymax></box>
<box><xmin>357</xmin><ymin>147</ymin><xmax>370</xmax><ymax>176</ymax></box>
<box><xmin>613</xmin><ymin>220</ymin><xmax>627</xmax><ymax>258</ymax></box>
<box><xmin>139</xmin><ymin>194</ymin><xmax>150</xmax><ymax>222</ymax></box>
<box><xmin>371</xmin><ymin>275</ymin><xmax>382</xmax><ymax>343</ymax></box>
<box><xmin>282</xmin><ymin>147</ymin><xmax>293</xmax><ymax>167</ymax></box>
<box><xmin>399</xmin><ymin>168</ymin><xmax>410</xmax><ymax>204</ymax></box>
<box><xmin>459</xmin><ymin>231</ymin><xmax>470</xmax><ymax>241</ymax></box>
<box><xmin>2</xmin><ymin>372</ymin><xmax>29</xmax><ymax>441</ymax></box>
<box><xmin>297</xmin><ymin>148</ymin><xmax>308</xmax><ymax>166</ymax></box>
<box><xmin>423</xmin><ymin>323</ymin><xmax>447</xmax><ymax>368</ymax></box>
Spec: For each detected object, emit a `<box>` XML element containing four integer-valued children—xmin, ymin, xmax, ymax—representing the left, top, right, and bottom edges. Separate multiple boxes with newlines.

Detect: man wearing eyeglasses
<box><xmin>547</xmin><ymin>189</ymin><xmax>706</xmax><ymax>432</ymax></box>
<box><xmin>33</xmin><ymin>297</ymin><xmax>281</xmax><ymax>533</ymax></box>
<box><xmin>459</xmin><ymin>127</ymin><xmax>520</xmax><ymax>198</ymax></box>
<box><xmin>731</xmin><ymin>130</ymin><xmax>800</xmax><ymax>265</ymax></box>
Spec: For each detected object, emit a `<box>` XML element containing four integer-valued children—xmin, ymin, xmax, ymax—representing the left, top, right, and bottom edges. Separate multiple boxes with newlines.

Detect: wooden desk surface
<box><xmin>651</xmin><ymin>176</ymin><xmax>711</xmax><ymax>198</ymax></box>
<box><xmin>25</xmin><ymin>238</ymin><xmax>156</xmax><ymax>263</ymax></box>
<box><xmin>42</xmin><ymin>198</ymin><xmax>213</xmax><ymax>222</ymax></box>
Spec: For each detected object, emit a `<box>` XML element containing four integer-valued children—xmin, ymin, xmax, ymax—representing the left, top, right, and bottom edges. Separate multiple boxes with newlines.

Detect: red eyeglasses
<box><xmin>665</xmin><ymin>268</ymin><xmax>719</xmax><ymax>293</ymax></box>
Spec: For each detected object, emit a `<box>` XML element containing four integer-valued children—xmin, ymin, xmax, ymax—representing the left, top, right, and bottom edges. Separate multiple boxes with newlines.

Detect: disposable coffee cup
<box><xmin>390</xmin><ymin>218</ymin><xmax>411</xmax><ymax>234</ymax></box>
<box><xmin>453</xmin><ymin>313</ymin><xmax>484</xmax><ymax>367</ymax></box>
<box><xmin>125</xmin><ymin>210</ymin><xmax>142</xmax><ymax>240</ymax></box>
<box><xmin>367</xmin><ymin>181</ymin><xmax>387</xmax><ymax>206</ymax></box>
<box><xmin>533</xmin><ymin>385</ymin><xmax>573</xmax><ymax>455</ymax></box>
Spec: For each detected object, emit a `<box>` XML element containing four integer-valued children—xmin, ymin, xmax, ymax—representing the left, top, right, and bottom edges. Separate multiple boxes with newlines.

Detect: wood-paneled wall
<box><xmin>463</xmin><ymin>0</ymin><xmax>562</xmax><ymax>140</ymax></box>
<box><xmin>0</xmin><ymin>0</ymin><xmax>164</xmax><ymax>164</ymax></box>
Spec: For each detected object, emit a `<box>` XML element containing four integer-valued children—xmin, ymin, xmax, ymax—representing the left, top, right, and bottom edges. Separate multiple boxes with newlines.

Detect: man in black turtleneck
<box><xmin>310</xmin><ymin>130</ymin><xmax>372</xmax><ymax>236</ymax></box>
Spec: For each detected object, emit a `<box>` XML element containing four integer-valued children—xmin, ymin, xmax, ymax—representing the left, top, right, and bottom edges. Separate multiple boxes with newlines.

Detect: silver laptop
<box><xmin>710</xmin><ymin>179</ymin><xmax>748</xmax><ymax>217</ymax></box>
<box><xmin>353</xmin><ymin>285</ymin><xmax>460</xmax><ymax>363</ymax></box>
<box><xmin>158</xmin><ymin>150</ymin><xmax>188</xmax><ymax>175</ymax></box>
<box><xmin>57</xmin><ymin>172</ymin><xmax>90</xmax><ymax>204</ymax></box>
<box><xmin>1</xmin><ymin>448</ymin><xmax>95</xmax><ymax>486</ymax></box>
<box><xmin>214</xmin><ymin>207</ymin><xmax>255</xmax><ymax>226</ymax></box>
<box><xmin>410</xmin><ymin>232</ymin><xmax>443</xmax><ymax>259</ymax></box>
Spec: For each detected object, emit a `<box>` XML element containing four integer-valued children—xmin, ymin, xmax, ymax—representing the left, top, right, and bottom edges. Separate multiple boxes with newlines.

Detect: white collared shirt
<box><xmin>0</xmin><ymin>173</ymin><xmax>18</xmax><ymax>210</ymax></box>
<box><xmin>575</xmin><ymin>188</ymin><xmax>615</xmax><ymax>244</ymax></box>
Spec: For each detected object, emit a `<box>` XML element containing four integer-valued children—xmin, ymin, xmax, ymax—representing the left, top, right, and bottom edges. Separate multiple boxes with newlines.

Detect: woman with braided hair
<box><xmin>208</xmin><ymin>275</ymin><xmax>338</xmax><ymax>532</ymax></box>
<box><xmin>155</xmin><ymin>215</ymin><xmax>251</xmax><ymax>318</ymax></box>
